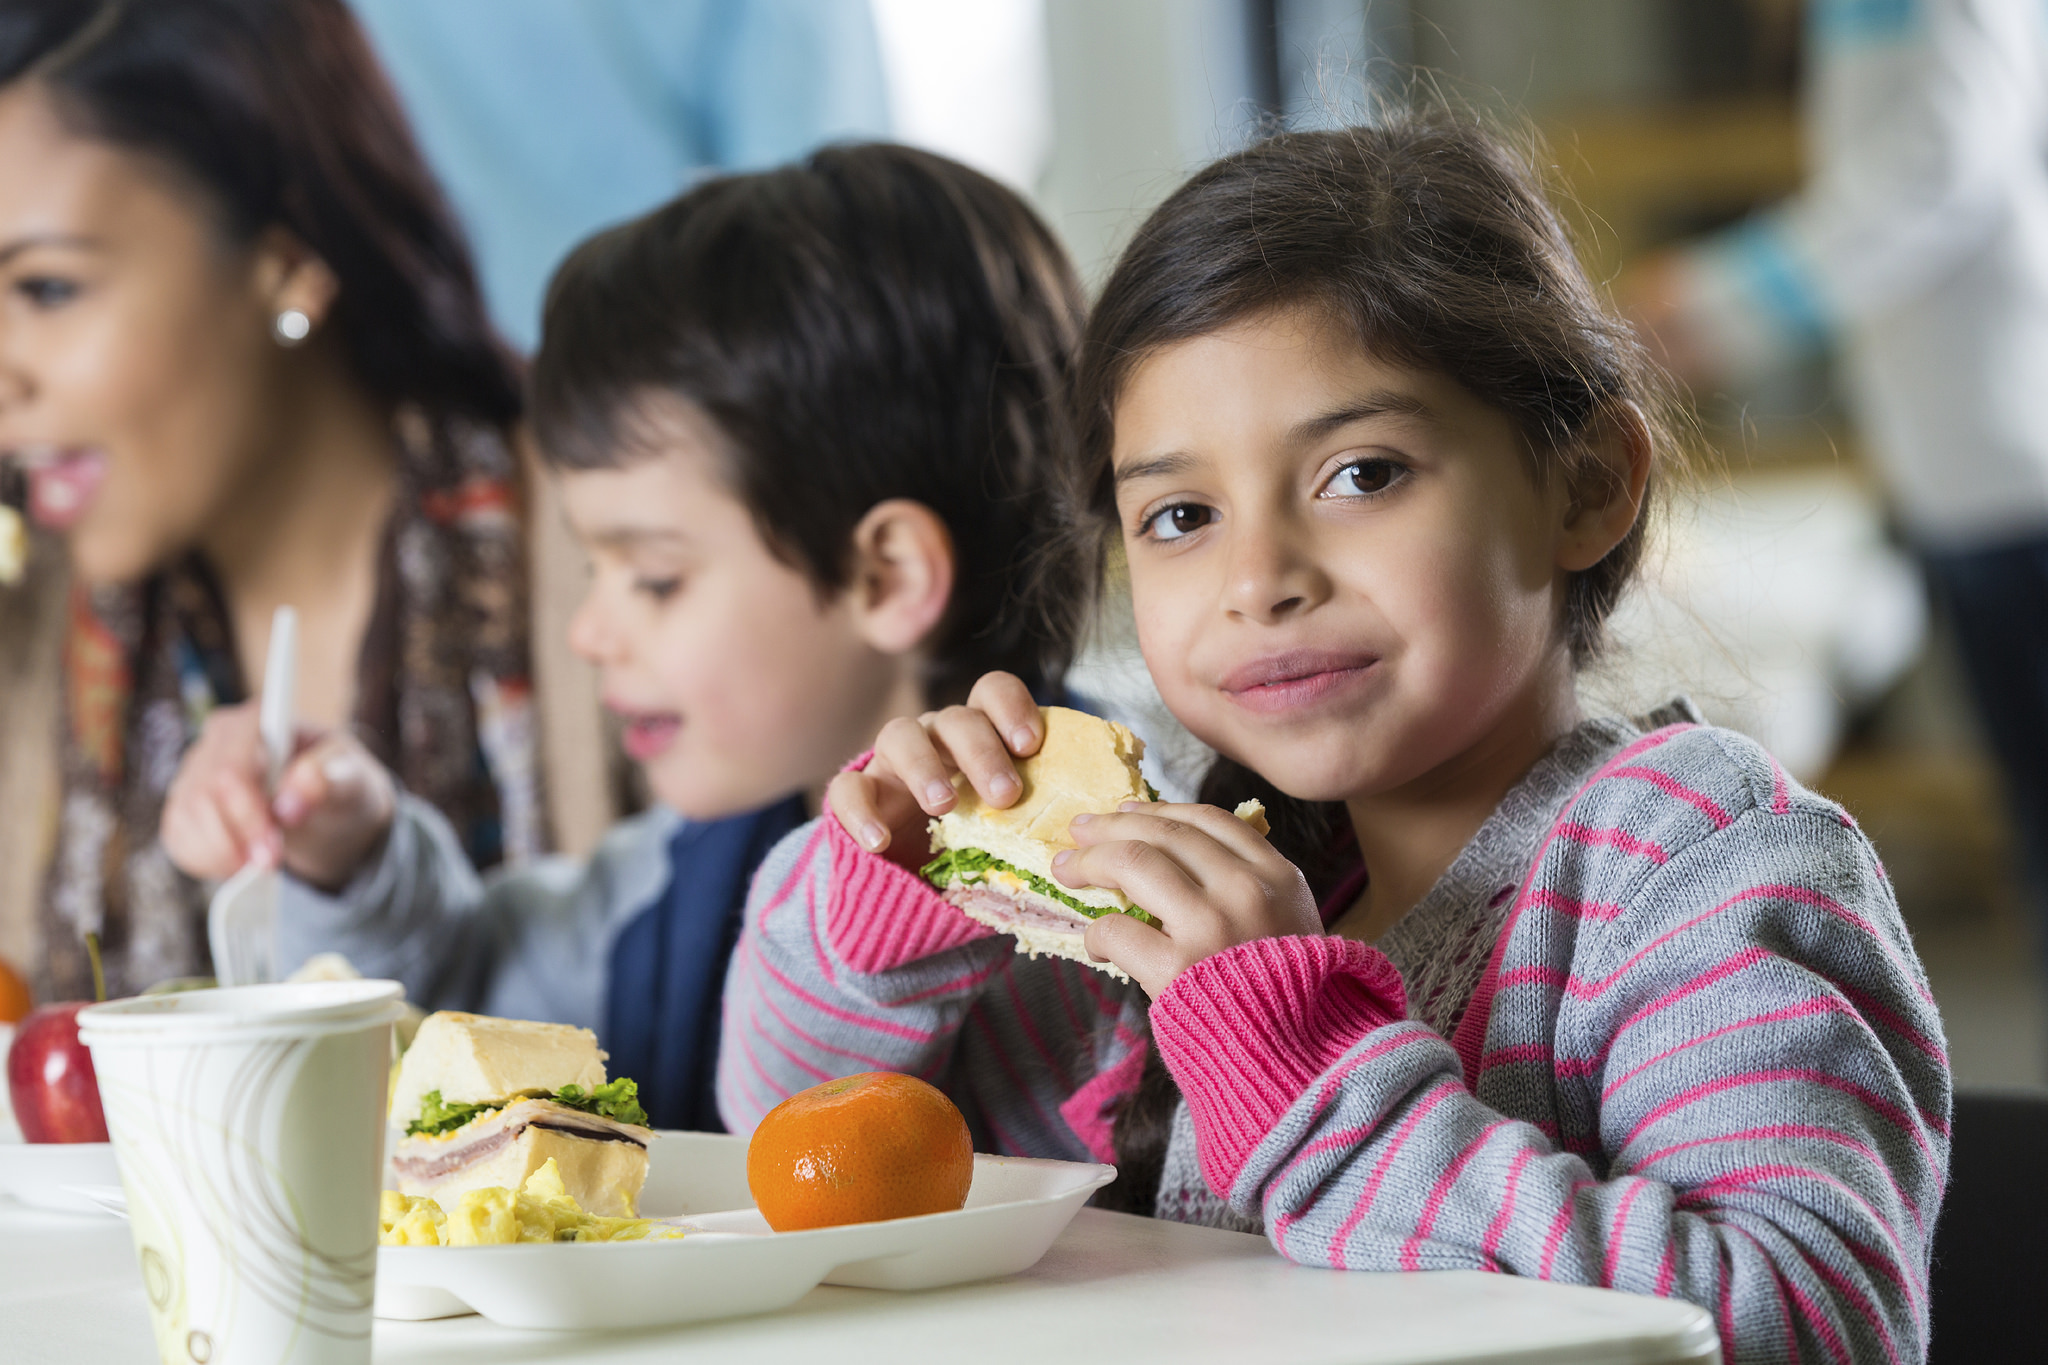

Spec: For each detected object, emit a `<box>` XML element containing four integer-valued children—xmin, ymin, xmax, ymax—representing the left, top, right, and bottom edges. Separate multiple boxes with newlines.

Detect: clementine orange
<box><xmin>0</xmin><ymin>957</ymin><xmax>31</xmax><ymax>1025</ymax></box>
<box><xmin>746</xmin><ymin>1071</ymin><xmax>974</xmax><ymax>1231</ymax></box>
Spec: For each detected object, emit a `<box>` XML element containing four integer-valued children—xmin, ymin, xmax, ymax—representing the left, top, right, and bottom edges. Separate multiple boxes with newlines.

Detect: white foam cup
<box><xmin>79</xmin><ymin>981</ymin><xmax>406</xmax><ymax>1365</ymax></box>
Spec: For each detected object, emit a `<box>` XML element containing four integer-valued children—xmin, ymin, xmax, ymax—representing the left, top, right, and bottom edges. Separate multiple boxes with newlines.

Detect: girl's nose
<box><xmin>1221</xmin><ymin>516</ymin><xmax>1329</xmax><ymax>623</ymax></box>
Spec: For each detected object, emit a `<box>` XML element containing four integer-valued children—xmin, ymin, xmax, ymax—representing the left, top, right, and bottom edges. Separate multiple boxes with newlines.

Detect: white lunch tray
<box><xmin>373</xmin><ymin>1130</ymin><xmax>1116</xmax><ymax>1329</ymax></box>
<box><xmin>0</xmin><ymin>1140</ymin><xmax>120</xmax><ymax>1215</ymax></box>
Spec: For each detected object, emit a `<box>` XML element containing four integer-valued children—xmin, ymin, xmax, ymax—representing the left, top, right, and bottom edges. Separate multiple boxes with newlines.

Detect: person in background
<box><xmin>1624</xmin><ymin>0</ymin><xmax>2048</xmax><ymax>964</ymax></box>
<box><xmin>0</xmin><ymin>0</ymin><xmax>542</xmax><ymax>1000</ymax></box>
<box><xmin>346</xmin><ymin>0</ymin><xmax>890</xmax><ymax>351</ymax></box>
<box><xmin>157</xmin><ymin>144</ymin><xmax>1089</xmax><ymax>1131</ymax></box>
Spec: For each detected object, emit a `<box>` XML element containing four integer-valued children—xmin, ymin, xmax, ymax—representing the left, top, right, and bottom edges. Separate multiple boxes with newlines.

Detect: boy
<box><xmin>159</xmin><ymin>144</ymin><xmax>1088</xmax><ymax>1129</ymax></box>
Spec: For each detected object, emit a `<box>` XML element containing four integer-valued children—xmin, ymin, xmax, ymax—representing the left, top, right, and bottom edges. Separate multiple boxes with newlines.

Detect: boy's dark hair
<box><xmin>0</xmin><ymin>0</ymin><xmax>520</xmax><ymax>425</ymax></box>
<box><xmin>1075</xmin><ymin>113</ymin><xmax>1679</xmax><ymax>1215</ymax></box>
<box><xmin>530</xmin><ymin>143</ymin><xmax>1090</xmax><ymax>706</ymax></box>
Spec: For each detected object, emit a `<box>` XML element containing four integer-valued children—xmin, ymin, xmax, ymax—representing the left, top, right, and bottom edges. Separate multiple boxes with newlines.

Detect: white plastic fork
<box><xmin>207</xmin><ymin>605</ymin><xmax>297</xmax><ymax>987</ymax></box>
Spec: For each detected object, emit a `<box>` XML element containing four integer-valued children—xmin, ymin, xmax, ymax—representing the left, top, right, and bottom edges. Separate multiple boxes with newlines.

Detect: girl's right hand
<box><xmin>160</xmin><ymin>702</ymin><xmax>396</xmax><ymax>893</ymax></box>
<box><xmin>826</xmin><ymin>670</ymin><xmax>1045</xmax><ymax>870</ymax></box>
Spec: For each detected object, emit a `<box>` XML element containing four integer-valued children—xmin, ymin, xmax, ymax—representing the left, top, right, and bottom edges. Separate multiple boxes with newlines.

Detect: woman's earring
<box><xmin>272</xmin><ymin>308</ymin><xmax>313</xmax><ymax>346</ymax></box>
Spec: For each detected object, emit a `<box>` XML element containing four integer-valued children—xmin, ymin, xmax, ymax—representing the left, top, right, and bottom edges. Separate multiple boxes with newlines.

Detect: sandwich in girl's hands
<box><xmin>920</xmin><ymin>705</ymin><xmax>1266</xmax><ymax>978</ymax></box>
<box><xmin>723</xmin><ymin>113</ymin><xmax>1947</xmax><ymax>1364</ymax></box>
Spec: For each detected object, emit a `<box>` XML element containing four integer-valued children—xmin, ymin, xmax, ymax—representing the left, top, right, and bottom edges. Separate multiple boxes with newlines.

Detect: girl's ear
<box><xmin>1556</xmin><ymin>400</ymin><xmax>1652</xmax><ymax>573</ymax></box>
<box><xmin>846</xmin><ymin>499</ymin><xmax>956</xmax><ymax>656</ymax></box>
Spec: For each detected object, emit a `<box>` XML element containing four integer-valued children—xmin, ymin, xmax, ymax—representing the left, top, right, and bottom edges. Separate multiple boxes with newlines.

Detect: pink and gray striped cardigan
<box><xmin>716</xmin><ymin>712</ymin><xmax>1949</xmax><ymax>1364</ymax></box>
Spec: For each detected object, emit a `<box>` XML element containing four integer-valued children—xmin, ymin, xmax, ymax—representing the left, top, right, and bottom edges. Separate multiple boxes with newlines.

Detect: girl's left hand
<box><xmin>1058</xmin><ymin>802</ymin><xmax>1322</xmax><ymax>997</ymax></box>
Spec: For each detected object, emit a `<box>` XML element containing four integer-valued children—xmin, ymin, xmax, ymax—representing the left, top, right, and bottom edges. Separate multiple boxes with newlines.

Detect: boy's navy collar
<box><xmin>603</xmin><ymin>794</ymin><xmax>809</xmax><ymax>1132</ymax></box>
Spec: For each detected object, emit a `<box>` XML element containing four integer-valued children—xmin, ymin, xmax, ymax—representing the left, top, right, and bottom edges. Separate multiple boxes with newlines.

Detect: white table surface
<box><xmin>0</xmin><ymin>1199</ymin><xmax>1718</xmax><ymax>1364</ymax></box>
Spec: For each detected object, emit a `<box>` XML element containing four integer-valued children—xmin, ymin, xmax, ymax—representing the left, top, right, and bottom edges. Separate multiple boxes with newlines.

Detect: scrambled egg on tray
<box><xmin>380</xmin><ymin>1158</ymin><xmax>686</xmax><ymax>1246</ymax></box>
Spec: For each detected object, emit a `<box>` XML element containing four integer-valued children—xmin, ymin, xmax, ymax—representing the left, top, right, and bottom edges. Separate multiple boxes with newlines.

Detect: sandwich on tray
<box><xmin>920</xmin><ymin>706</ymin><xmax>1265</xmax><ymax>982</ymax></box>
<box><xmin>388</xmin><ymin>1011</ymin><xmax>653</xmax><ymax>1218</ymax></box>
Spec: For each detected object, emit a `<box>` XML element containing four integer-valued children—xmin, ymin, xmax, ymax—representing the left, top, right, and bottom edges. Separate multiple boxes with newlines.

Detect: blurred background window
<box><xmin>349</xmin><ymin>0</ymin><xmax>893</xmax><ymax>352</ymax></box>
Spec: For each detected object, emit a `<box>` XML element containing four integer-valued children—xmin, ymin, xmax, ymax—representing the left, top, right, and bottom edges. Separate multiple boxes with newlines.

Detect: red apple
<box><xmin>7</xmin><ymin>1002</ymin><xmax>108</xmax><ymax>1143</ymax></box>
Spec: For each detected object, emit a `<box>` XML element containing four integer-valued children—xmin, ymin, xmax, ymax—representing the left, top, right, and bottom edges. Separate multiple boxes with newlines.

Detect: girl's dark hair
<box><xmin>1076</xmin><ymin>113</ymin><xmax>1677</xmax><ymax>1215</ymax></box>
<box><xmin>0</xmin><ymin>0</ymin><xmax>520</xmax><ymax>424</ymax></box>
<box><xmin>531</xmin><ymin>143</ymin><xmax>1091</xmax><ymax>705</ymax></box>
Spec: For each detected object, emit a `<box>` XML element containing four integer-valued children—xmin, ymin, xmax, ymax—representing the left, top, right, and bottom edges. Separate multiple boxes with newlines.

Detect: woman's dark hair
<box><xmin>531</xmin><ymin>143</ymin><xmax>1090</xmax><ymax>705</ymax></box>
<box><xmin>1077</xmin><ymin>113</ymin><xmax>1678</xmax><ymax>1215</ymax></box>
<box><xmin>0</xmin><ymin>0</ymin><xmax>520</xmax><ymax>424</ymax></box>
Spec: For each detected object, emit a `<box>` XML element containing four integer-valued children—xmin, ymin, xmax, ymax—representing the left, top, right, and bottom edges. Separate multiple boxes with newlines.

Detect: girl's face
<box><xmin>559</xmin><ymin>400</ymin><xmax>907</xmax><ymax>820</ymax></box>
<box><xmin>0</xmin><ymin>82</ymin><xmax>287</xmax><ymax>585</ymax></box>
<box><xmin>1112</xmin><ymin>305</ymin><xmax>1580</xmax><ymax>804</ymax></box>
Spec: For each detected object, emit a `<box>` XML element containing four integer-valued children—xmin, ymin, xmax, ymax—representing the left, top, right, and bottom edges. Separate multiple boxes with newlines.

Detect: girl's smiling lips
<box><xmin>1217</xmin><ymin>649</ymin><xmax>1380</xmax><ymax>715</ymax></box>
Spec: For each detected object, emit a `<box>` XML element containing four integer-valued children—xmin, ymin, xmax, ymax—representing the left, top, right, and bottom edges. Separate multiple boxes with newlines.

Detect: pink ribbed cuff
<box><xmin>1152</xmin><ymin>935</ymin><xmax>1407</xmax><ymax>1199</ymax></box>
<box><xmin>822</xmin><ymin>778</ymin><xmax>993</xmax><ymax>975</ymax></box>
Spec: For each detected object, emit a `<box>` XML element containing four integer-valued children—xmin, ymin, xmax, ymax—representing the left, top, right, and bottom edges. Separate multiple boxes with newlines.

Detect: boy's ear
<box><xmin>846</xmin><ymin>499</ymin><xmax>955</xmax><ymax>656</ymax></box>
<box><xmin>1556</xmin><ymin>400</ymin><xmax>1653</xmax><ymax>573</ymax></box>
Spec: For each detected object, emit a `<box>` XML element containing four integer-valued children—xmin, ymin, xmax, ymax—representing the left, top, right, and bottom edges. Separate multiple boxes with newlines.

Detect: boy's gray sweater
<box><xmin>277</xmin><ymin>799</ymin><xmax>678</xmax><ymax>1027</ymax></box>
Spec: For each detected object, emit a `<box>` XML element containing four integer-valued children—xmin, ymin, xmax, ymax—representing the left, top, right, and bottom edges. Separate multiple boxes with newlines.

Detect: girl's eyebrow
<box><xmin>1112</xmin><ymin>390</ymin><xmax>1433</xmax><ymax>486</ymax></box>
<box><xmin>1112</xmin><ymin>451</ymin><xmax>1198</xmax><ymax>486</ymax></box>
<box><xmin>1288</xmin><ymin>389</ymin><xmax>1431</xmax><ymax>445</ymax></box>
<box><xmin>0</xmin><ymin>233</ymin><xmax>103</xmax><ymax>268</ymax></box>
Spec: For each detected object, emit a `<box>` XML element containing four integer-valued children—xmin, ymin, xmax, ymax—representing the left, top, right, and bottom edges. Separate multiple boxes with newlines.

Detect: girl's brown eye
<box><xmin>1326</xmin><ymin>459</ymin><xmax>1402</xmax><ymax>497</ymax></box>
<box><xmin>1145</xmin><ymin>502</ymin><xmax>1214</xmax><ymax>541</ymax></box>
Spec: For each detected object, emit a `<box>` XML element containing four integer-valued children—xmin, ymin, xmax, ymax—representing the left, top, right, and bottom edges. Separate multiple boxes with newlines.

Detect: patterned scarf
<box><xmin>35</xmin><ymin>409</ymin><xmax>545</xmax><ymax>1001</ymax></box>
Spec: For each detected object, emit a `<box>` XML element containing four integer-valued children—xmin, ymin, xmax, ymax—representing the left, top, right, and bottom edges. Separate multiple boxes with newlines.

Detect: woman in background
<box><xmin>0</xmin><ymin>0</ymin><xmax>543</xmax><ymax>999</ymax></box>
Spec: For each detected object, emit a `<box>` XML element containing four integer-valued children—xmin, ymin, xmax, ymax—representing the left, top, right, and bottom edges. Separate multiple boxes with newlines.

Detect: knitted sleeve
<box><xmin>714</xmin><ymin>809</ymin><xmax>1154</xmax><ymax>1160</ymax></box>
<box><xmin>1154</xmin><ymin>736</ymin><xmax>1948</xmax><ymax>1364</ymax></box>
<box><xmin>276</xmin><ymin>793</ymin><xmax>488</xmax><ymax>1007</ymax></box>
<box><xmin>713</xmin><ymin>810</ymin><xmax>1005</xmax><ymax>1131</ymax></box>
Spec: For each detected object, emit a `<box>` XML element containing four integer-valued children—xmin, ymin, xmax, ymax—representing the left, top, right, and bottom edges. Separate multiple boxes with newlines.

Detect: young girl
<box><xmin>719</xmin><ymin>117</ymin><xmax>1946</xmax><ymax>1363</ymax></box>
<box><xmin>157</xmin><ymin>143</ymin><xmax>1090</xmax><ymax>1130</ymax></box>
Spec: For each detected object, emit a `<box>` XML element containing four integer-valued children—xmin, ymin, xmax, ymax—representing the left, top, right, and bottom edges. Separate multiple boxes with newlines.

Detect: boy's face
<box><xmin>557</xmin><ymin>400</ymin><xmax>902</xmax><ymax>819</ymax></box>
